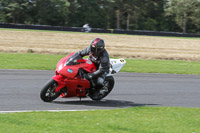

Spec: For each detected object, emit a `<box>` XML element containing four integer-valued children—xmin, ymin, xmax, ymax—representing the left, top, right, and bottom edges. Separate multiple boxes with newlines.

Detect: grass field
<box><xmin>0</xmin><ymin>107</ymin><xmax>200</xmax><ymax>133</ymax></box>
<box><xmin>1</xmin><ymin>52</ymin><xmax>200</xmax><ymax>74</ymax></box>
<box><xmin>1</xmin><ymin>28</ymin><xmax>200</xmax><ymax>61</ymax></box>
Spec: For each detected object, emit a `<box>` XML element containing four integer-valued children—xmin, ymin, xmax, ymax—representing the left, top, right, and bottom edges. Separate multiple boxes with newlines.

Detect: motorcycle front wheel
<box><xmin>89</xmin><ymin>76</ymin><xmax>115</xmax><ymax>101</ymax></box>
<box><xmin>40</xmin><ymin>79</ymin><xmax>61</xmax><ymax>102</ymax></box>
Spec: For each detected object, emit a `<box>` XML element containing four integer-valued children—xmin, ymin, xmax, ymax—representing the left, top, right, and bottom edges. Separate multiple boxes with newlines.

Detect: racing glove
<box><xmin>85</xmin><ymin>73</ymin><xmax>93</xmax><ymax>80</ymax></box>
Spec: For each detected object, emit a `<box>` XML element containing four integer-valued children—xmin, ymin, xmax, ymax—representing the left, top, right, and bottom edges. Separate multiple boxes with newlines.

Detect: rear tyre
<box><xmin>89</xmin><ymin>76</ymin><xmax>115</xmax><ymax>101</ymax></box>
<box><xmin>40</xmin><ymin>79</ymin><xmax>61</xmax><ymax>102</ymax></box>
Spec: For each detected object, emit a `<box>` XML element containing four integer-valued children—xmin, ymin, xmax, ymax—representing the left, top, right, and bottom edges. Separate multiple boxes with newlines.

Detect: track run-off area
<box><xmin>0</xmin><ymin>69</ymin><xmax>200</xmax><ymax>113</ymax></box>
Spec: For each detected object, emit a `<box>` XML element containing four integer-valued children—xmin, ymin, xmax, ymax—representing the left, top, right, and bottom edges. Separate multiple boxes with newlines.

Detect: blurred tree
<box><xmin>33</xmin><ymin>0</ymin><xmax>69</xmax><ymax>26</ymax></box>
<box><xmin>123</xmin><ymin>0</ymin><xmax>135</xmax><ymax>30</ymax></box>
<box><xmin>165</xmin><ymin>0</ymin><xmax>200</xmax><ymax>33</ymax></box>
<box><xmin>0</xmin><ymin>0</ymin><xmax>30</xmax><ymax>23</ymax></box>
<box><xmin>190</xmin><ymin>1</ymin><xmax>200</xmax><ymax>33</ymax></box>
<box><xmin>0</xmin><ymin>0</ymin><xmax>200</xmax><ymax>33</ymax></box>
<box><xmin>136</xmin><ymin>0</ymin><xmax>167</xmax><ymax>31</ymax></box>
<box><xmin>67</xmin><ymin>0</ymin><xmax>80</xmax><ymax>26</ymax></box>
<box><xmin>129</xmin><ymin>0</ymin><xmax>143</xmax><ymax>30</ymax></box>
<box><xmin>98</xmin><ymin>0</ymin><xmax>116</xmax><ymax>29</ymax></box>
<box><xmin>109</xmin><ymin>0</ymin><xmax>125</xmax><ymax>29</ymax></box>
<box><xmin>68</xmin><ymin>0</ymin><xmax>107</xmax><ymax>28</ymax></box>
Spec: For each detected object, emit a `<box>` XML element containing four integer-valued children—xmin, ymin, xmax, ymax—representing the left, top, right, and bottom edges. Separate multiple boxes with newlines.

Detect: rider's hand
<box><xmin>85</xmin><ymin>73</ymin><xmax>93</xmax><ymax>80</ymax></box>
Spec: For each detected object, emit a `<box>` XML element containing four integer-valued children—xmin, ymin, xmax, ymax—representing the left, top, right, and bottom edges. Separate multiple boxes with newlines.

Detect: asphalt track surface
<box><xmin>0</xmin><ymin>69</ymin><xmax>200</xmax><ymax>112</ymax></box>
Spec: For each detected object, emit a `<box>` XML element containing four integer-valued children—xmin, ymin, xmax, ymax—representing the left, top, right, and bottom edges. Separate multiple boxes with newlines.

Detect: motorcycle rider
<box><xmin>69</xmin><ymin>38</ymin><xmax>110</xmax><ymax>87</ymax></box>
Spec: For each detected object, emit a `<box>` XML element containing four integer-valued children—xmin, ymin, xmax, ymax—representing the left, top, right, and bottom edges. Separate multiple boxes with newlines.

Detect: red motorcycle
<box><xmin>40</xmin><ymin>52</ymin><xmax>126</xmax><ymax>102</ymax></box>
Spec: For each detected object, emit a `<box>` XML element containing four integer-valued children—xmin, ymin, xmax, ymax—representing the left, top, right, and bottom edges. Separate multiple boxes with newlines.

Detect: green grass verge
<box><xmin>0</xmin><ymin>52</ymin><xmax>64</xmax><ymax>70</ymax></box>
<box><xmin>122</xmin><ymin>58</ymin><xmax>200</xmax><ymax>75</ymax></box>
<box><xmin>0</xmin><ymin>107</ymin><xmax>200</xmax><ymax>133</ymax></box>
<box><xmin>1</xmin><ymin>52</ymin><xmax>200</xmax><ymax>75</ymax></box>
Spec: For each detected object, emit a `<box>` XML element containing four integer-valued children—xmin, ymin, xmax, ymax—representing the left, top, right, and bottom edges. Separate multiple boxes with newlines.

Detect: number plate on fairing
<box><xmin>87</xmin><ymin>60</ymin><xmax>92</xmax><ymax>64</ymax></box>
<box><xmin>67</xmin><ymin>68</ymin><xmax>73</xmax><ymax>73</ymax></box>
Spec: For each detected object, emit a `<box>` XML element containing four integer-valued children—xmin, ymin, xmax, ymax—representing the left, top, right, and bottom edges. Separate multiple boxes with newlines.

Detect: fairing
<box><xmin>56</xmin><ymin>52</ymin><xmax>96</xmax><ymax>78</ymax></box>
<box><xmin>53</xmin><ymin>52</ymin><xmax>97</xmax><ymax>97</ymax></box>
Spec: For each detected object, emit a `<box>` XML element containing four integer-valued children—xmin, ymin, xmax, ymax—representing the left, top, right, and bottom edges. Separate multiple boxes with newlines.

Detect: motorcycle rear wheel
<box><xmin>89</xmin><ymin>76</ymin><xmax>115</xmax><ymax>101</ymax></box>
<box><xmin>40</xmin><ymin>79</ymin><xmax>61</xmax><ymax>102</ymax></box>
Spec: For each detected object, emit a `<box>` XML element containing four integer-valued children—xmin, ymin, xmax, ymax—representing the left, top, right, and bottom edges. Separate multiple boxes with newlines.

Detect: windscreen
<box><xmin>65</xmin><ymin>58</ymin><xmax>80</xmax><ymax>66</ymax></box>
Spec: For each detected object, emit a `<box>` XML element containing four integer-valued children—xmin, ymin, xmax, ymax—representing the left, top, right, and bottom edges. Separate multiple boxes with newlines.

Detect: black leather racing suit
<box><xmin>71</xmin><ymin>46</ymin><xmax>110</xmax><ymax>85</ymax></box>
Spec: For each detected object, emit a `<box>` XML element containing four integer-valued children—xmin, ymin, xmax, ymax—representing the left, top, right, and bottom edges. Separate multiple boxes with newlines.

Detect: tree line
<box><xmin>0</xmin><ymin>0</ymin><xmax>200</xmax><ymax>33</ymax></box>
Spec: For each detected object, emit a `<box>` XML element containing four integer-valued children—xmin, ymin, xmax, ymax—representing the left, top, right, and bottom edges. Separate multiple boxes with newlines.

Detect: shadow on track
<box><xmin>52</xmin><ymin>99</ymin><xmax>158</xmax><ymax>108</ymax></box>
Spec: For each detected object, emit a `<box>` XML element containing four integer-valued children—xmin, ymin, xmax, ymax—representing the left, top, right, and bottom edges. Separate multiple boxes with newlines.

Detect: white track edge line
<box><xmin>0</xmin><ymin>110</ymin><xmax>93</xmax><ymax>114</ymax></box>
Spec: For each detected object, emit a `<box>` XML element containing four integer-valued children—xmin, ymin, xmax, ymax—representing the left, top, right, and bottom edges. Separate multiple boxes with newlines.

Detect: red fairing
<box><xmin>56</xmin><ymin>52</ymin><xmax>96</xmax><ymax>78</ymax></box>
<box><xmin>55</xmin><ymin>52</ymin><xmax>76</xmax><ymax>78</ymax></box>
<box><xmin>52</xmin><ymin>75</ymin><xmax>66</xmax><ymax>92</ymax></box>
<box><xmin>52</xmin><ymin>52</ymin><xmax>96</xmax><ymax>97</ymax></box>
<box><xmin>81</xmin><ymin>59</ymin><xmax>96</xmax><ymax>73</ymax></box>
<box><xmin>64</xmin><ymin>76</ymin><xmax>90</xmax><ymax>97</ymax></box>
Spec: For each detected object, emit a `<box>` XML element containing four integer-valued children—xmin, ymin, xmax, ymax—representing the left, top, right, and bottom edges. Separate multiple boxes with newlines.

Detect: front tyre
<box><xmin>40</xmin><ymin>79</ymin><xmax>61</xmax><ymax>102</ymax></box>
<box><xmin>89</xmin><ymin>76</ymin><xmax>115</xmax><ymax>101</ymax></box>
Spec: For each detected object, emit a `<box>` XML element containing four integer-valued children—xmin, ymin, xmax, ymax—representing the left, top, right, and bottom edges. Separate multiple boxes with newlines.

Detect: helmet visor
<box><xmin>91</xmin><ymin>46</ymin><xmax>103</xmax><ymax>54</ymax></box>
<box><xmin>91</xmin><ymin>45</ymin><xmax>96</xmax><ymax>53</ymax></box>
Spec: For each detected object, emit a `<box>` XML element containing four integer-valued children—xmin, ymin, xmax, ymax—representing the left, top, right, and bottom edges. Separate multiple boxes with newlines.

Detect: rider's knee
<box><xmin>97</xmin><ymin>77</ymin><xmax>104</xmax><ymax>86</ymax></box>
